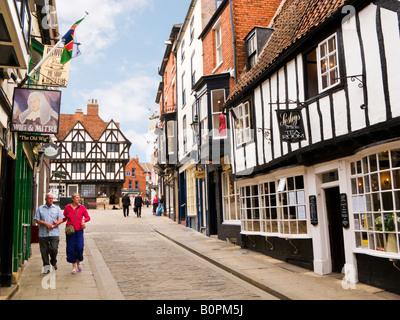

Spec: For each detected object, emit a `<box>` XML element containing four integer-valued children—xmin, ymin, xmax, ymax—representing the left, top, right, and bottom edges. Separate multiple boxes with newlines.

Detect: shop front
<box><xmin>237</xmin><ymin>140</ymin><xmax>400</xmax><ymax>293</ymax></box>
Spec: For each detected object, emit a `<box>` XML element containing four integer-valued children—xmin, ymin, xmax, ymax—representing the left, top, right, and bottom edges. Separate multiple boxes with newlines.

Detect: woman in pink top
<box><xmin>63</xmin><ymin>193</ymin><xmax>90</xmax><ymax>274</ymax></box>
<box><xmin>152</xmin><ymin>194</ymin><xmax>159</xmax><ymax>215</ymax></box>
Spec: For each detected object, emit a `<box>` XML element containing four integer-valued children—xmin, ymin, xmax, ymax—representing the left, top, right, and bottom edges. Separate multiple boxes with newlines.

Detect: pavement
<box><xmin>2</xmin><ymin>206</ymin><xmax>400</xmax><ymax>301</ymax></box>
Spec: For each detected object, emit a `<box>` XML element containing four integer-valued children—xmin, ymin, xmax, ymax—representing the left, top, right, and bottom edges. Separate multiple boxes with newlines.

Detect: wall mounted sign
<box><xmin>18</xmin><ymin>133</ymin><xmax>50</xmax><ymax>143</ymax></box>
<box><xmin>309</xmin><ymin>195</ymin><xmax>318</xmax><ymax>226</ymax></box>
<box><xmin>340</xmin><ymin>193</ymin><xmax>350</xmax><ymax>229</ymax></box>
<box><xmin>276</xmin><ymin>109</ymin><xmax>306</xmax><ymax>143</ymax></box>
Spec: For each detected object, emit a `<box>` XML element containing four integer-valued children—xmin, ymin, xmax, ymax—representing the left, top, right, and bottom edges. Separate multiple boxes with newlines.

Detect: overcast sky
<box><xmin>56</xmin><ymin>0</ymin><xmax>188</xmax><ymax>162</ymax></box>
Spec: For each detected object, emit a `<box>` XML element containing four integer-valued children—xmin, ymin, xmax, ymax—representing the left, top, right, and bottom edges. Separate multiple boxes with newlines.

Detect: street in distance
<box><xmin>156</xmin><ymin>304</ymin><xmax>244</xmax><ymax>317</ymax></box>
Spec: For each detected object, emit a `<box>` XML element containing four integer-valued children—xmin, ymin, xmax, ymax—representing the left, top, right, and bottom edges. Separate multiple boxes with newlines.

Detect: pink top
<box><xmin>63</xmin><ymin>204</ymin><xmax>90</xmax><ymax>231</ymax></box>
<box><xmin>153</xmin><ymin>197</ymin><xmax>159</xmax><ymax>204</ymax></box>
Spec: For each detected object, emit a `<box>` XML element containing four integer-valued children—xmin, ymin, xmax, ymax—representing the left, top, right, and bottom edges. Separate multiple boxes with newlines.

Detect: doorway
<box><xmin>325</xmin><ymin>187</ymin><xmax>346</xmax><ymax>273</ymax></box>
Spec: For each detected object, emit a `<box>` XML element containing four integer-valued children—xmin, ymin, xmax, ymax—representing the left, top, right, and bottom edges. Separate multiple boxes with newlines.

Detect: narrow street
<box><xmin>87</xmin><ymin>207</ymin><xmax>276</xmax><ymax>300</ymax></box>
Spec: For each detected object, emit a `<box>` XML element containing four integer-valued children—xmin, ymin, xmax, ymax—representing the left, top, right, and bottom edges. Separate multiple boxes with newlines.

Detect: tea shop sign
<box><xmin>276</xmin><ymin>110</ymin><xmax>306</xmax><ymax>143</ymax></box>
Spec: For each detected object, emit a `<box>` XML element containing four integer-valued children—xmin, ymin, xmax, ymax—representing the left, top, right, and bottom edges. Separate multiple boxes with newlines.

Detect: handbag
<box><xmin>65</xmin><ymin>206</ymin><xmax>79</xmax><ymax>236</ymax></box>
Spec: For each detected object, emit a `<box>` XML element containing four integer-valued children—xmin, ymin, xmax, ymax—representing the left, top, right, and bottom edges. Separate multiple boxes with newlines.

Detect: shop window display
<box><xmin>351</xmin><ymin>149</ymin><xmax>400</xmax><ymax>254</ymax></box>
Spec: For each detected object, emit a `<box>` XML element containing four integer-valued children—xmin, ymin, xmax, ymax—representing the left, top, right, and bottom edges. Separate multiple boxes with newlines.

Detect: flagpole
<box><xmin>18</xmin><ymin>11</ymin><xmax>89</xmax><ymax>88</ymax></box>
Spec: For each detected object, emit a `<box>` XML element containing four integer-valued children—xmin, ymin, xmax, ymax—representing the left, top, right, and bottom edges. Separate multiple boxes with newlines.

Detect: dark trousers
<box><xmin>66</xmin><ymin>230</ymin><xmax>84</xmax><ymax>263</ymax></box>
<box><xmin>123</xmin><ymin>205</ymin><xmax>129</xmax><ymax>217</ymax></box>
<box><xmin>136</xmin><ymin>206</ymin><xmax>142</xmax><ymax>217</ymax></box>
<box><xmin>39</xmin><ymin>237</ymin><xmax>60</xmax><ymax>267</ymax></box>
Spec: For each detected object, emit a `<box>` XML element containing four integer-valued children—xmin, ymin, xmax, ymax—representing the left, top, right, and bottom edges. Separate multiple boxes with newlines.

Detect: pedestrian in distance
<box><xmin>152</xmin><ymin>194</ymin><xmax>159</xmax><ymax>215</ymax></box>
<box><xmin>63</xmin><ymin>193</ymin><xmax>90</xmax><ymax>274</ymax></box>
<box><xmin>122</xmin><ymin>193</ymin><xmax>131</xmax><ymax>217</ymax></box>
<box><xmin>34</xmin><ymin>193</ymin><xmax>64</xmax><ymax>274</ymax></box>
<box><xmin>134</xmin><ymin>193</ymin><xmax>143</xmax><ymax>217</ymax></box>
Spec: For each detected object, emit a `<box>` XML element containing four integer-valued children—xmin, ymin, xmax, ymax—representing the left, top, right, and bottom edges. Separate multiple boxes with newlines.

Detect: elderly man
<box><xmin>34</xmin><ymin>193</ymin><xmax>64</xmax><ymax>273</ymax></box>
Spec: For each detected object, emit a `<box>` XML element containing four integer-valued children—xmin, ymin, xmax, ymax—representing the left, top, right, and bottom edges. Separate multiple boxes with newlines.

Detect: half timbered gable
<box><xmin>50</xmin><ymin>101</ymin><xmax>131</xmax><ymax>207</ymax></box>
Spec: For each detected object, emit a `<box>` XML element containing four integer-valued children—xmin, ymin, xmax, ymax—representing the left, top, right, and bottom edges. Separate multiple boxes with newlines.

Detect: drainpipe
<box><xmin>229</xmin><ymin>0</ymin><xmax>237</xmax><ymax>84</ymax></box>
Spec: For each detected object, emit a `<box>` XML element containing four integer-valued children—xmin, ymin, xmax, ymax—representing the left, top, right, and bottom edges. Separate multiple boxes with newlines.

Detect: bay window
<box><xmin>351</xmin><ymin>148</ymin><xmax>400</xmax><ymax>255</ymax></box>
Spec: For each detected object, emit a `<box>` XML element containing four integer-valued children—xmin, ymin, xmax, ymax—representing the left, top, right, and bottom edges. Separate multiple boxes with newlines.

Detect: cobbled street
<box><xmin>88</xmin><ymin>207</ymin><xmax>275</xmax><ymax>300</ymax></box>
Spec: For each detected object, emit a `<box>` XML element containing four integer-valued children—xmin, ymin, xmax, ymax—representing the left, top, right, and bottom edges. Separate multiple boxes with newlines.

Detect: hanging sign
<box><xmin>38</xmin><ymin>45</ymin><xmax>70</xmax><ymax>87</ymax></box>
<box><xmin>276</xmin><ymin>109</ymin><xmax>306</xmax><ymax>143</ymax></box>
<box><xmin>11</xmin><ymin>88</ymin><xmax>61</xmax><ymax>134</ymax></box>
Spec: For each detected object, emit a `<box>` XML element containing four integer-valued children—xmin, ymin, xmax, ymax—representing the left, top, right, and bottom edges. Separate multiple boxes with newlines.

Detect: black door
<box><xmin>325</xmin><ymin>187</ymin><xmax>346</xmax><ymax>273</ymax></box>
<box><xmin>179</xmin><ymin>172</ymin><xmax>187</xmax><ymax>225</ymax></box>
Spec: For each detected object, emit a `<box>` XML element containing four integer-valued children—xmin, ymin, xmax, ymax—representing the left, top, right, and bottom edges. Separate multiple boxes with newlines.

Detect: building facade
<box><xmin>122</xmin><ymin>156</ymin><xmax>151</xmax><ymax>202</ymax></box>
<box><xmin>50</xmin><ymin>100</ymin><xmax>131</xmax><ymax>209</ymax></box>
<box><xmin>0</xmin><ymin>0</ymin><xmax>59</xmax><ymax>287</ymax></box>
<box><xmin>225</xmin><ymin>0</ymin><xmax>400</xmax><ymax>294</ymax></box>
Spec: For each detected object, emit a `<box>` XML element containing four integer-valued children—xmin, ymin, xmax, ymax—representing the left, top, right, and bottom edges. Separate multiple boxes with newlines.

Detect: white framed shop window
<box><xmin>240</xmin><ymin>175</ymin><xmax>309</xmax><ymax>238</ymax></box>
<box><xmin>221</xmin><ymin>170</ymin><xmax>240</xmax><ymax>224</ymax></box>
<box><xmin>351</xmin><ymin>147</ymin><xmax>400</xmax><ymax>257</ymax></box>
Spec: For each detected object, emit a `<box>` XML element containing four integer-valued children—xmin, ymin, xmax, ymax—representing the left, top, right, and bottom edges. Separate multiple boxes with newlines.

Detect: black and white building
<box><xmin>225</xmin><ymin>0</ymin><xmax>400</xmax><ymax>293</ymax></box>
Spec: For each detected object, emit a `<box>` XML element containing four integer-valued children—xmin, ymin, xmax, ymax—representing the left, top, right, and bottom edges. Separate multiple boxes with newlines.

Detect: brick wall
<box><xmin>202</xmin><ymin>0</ymin><xmax>282</xmax><ymax>82</ymax></box>
<box><xmin>122</xmin><ymin>157</ymin><xmax>148</xmax><ymax>195</ymax></box>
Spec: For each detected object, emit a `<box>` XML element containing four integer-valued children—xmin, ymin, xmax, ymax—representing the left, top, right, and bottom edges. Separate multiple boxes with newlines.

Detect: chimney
<box><xmin>75</xmin><ymin>108</ymin><xmax>84</xmax><ymax>115</ymax></box>
<box><xmin>87</xmin><ymin>99</ymin><xmax>99</xmax><ymax>116</ymax></box>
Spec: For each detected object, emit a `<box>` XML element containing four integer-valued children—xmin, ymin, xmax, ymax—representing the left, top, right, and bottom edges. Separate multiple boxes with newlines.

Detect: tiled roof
<box><xmin>57</xmin><ymin>113</ymin><xmax>109</xmax><ymax>141</ymax></box>
<box><xmin>227</xmin><ymin>0</ymin><xmax>348</xmax><ymax>102</ymax></box>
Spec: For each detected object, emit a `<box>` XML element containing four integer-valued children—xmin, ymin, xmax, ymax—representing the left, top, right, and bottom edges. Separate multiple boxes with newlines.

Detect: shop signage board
<box><xmin>276</xmin><ymin>109</ymin><xmax>306</xmax><ymax>143</ymax></box>
<box><xmin>309</xmin><ymin>195</ymin><xmax>318</xmax><ymax>226</ymax></box>
<box><xmin>340</xmin><ymin>193</ymin><xmax>350</xmax><ymax>229</ymax></box>
<box><xmin>38</xmin><ymin>45</ymin><xmax>71</xmax><ymax>88</ymax></box>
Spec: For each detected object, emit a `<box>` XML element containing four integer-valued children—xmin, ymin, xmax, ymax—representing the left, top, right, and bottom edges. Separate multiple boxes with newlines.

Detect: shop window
<box><xmin>81</xmin><ymin>184</ymin><xmax>95</xmax><ymax>197</ymax></box>
<box><xmin>240</xmin><ymin>175</ymin><xmax>307</xmax><ymax>237</ymax></box>
<box><xmin>221</xmin><ymin>170</ymin><xmax>240</xmax><ymax>223</ymax></box>
<box><xmin>351</xmin><ymin>148</ymin><xmax>400</xmax><ymax>255</ymax></box>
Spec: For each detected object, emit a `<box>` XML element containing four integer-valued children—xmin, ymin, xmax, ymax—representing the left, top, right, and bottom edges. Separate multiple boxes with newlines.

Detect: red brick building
<box><xmin>122</xmin><ymin>156</ymin><xmax>151</xmax><ymax>201</ymax></box>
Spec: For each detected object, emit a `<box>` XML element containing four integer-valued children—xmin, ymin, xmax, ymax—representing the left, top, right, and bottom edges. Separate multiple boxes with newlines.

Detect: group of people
<box><xmin>34</xmin><ymin>193</ymin><xmax>90</xmax><ymax>275</ymax></box>
<box><xmin>121</xmin><ymin>193</ymin><xmax>144</xmax><ymax>217</ymax></box>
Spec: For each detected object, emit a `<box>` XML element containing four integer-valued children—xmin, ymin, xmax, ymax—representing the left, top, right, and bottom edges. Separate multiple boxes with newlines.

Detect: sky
<box><xmin>55</xmin><ymin>0</ymin><xmax>189</xmax><ymax>163</ymax></box>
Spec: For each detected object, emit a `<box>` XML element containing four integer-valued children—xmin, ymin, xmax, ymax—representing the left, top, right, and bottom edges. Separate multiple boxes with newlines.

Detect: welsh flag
<box><xmin>60</xmin><ymin>17</ymin><xmax>85</xmax><ymax>65</ymax></box>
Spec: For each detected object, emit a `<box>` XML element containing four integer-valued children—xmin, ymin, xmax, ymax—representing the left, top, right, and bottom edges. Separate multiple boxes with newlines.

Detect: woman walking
<box><xmin>63</xmin><ymin>193</ymin><xmax>90</xmax><ymax>274</ymax></box>
<box><xmin>152</xmin><ymin>194</ymin><xmax>159</xmax><ymax>215</ymax></box>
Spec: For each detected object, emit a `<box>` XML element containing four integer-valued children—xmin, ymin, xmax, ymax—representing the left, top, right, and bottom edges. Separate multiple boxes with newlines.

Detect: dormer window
<box><xmin>245</xmin><ymin>27</ymin><xmax>274</xmax><ymax>71</ymax></box>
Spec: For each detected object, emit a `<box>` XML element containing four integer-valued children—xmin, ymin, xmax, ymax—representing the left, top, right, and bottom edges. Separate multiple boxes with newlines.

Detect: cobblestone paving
<box><xmin>88</xmin><ymin>209</ymin><xmax>274</xmax><ymax>300</ymax></box>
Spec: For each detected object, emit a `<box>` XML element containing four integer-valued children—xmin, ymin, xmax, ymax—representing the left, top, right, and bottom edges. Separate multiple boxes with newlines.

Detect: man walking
<box><xmin>34</xmin><ymin>193</ymin><xmax>64</xmax><ymax>273</ymax></box>
<box><xmin>134</xmin><ymin>193</ymin><xmax>143</xmax><ymax>217</ymax></box>
<box><xmin>122</xmin><ymin>193</ymin><xmax>131</xmax><ymax>217</ymax></box>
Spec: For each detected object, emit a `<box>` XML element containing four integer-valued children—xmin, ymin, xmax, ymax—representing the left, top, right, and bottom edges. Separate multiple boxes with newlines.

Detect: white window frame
<box><xmin>240</xmin><ymin>175</ymin><xmax>309</xmax><ymax>238</ymax></box>
<box><xmin>214</xmin><ymin>23</ymin><xmax>223</xmax><ymax>67</ymax></box>
<box><xmin>234</xmin><ymin>101</ymin><xmax>251</xmax><ymax>146</ymax></box>
<box><xmin>222</xmin><ymin>170</ymin><xmax>240</xmax><ymax>224</ymax></box>
<box><xmin>317</xmin><ymin>33</ymin><xmax>340</xmax><ymax>93</ymax></box>
<box><xmin>211</xmin><ymin>89</ymin><xmax>226</xmax><ymax>139</ymax></box>
<box><xmin>351</xmin><ymin>147</ymin><xmax>400</xmax><ymax>257</ymax></box>
<box><xmin>167</xmin><ymin>121</ymin><xmax>175</xmax><ymax>155</ymax></box>
<box><xmin>199</xmin><ymin>94</ymin><xmax>208</xmax><ymax>145</ymax></box>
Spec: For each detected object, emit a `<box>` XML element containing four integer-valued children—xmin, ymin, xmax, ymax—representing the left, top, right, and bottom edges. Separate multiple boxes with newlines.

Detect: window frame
<box><xmin>317</xmin><ymin>33</ymin><xmax>340</xmax><ymax>93</ymax></box>
<box><xmin>234</xmin><ymin>101</ymin><xmax>251</xmax><ymax>147</ymax></box>
<box><xmin>240</xmin><ymin>175</ymin><xmax>309</xmax><ymax>238</ymax></box>
<box><xmin>351</xmin><ymin>148</ymin><xmax>400</xmax><ymax>257</ymax></box>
